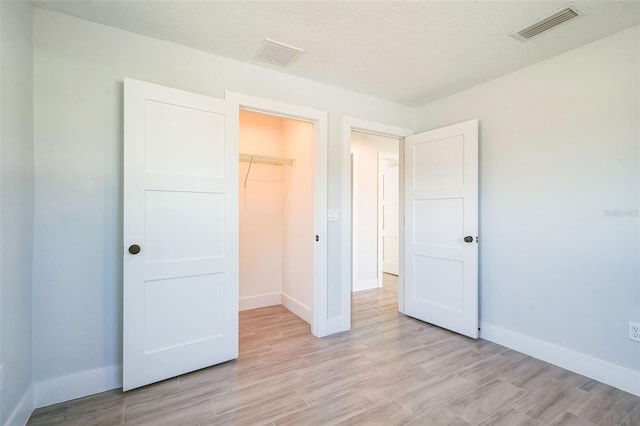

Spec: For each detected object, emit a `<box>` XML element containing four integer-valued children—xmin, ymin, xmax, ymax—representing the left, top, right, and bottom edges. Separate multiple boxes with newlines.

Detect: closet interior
<box><xmin>238</xmin><ymin>110</ymin><xmax>315</xmax><ymax>326</ymax></box>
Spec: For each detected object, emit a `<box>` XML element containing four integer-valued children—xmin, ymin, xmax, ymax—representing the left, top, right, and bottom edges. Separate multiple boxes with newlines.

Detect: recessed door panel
<box><xmin>413</xmin><ymin>256</ymin><xmax>464</xmax><ymax>311</ymax></box>
<box><xmin>145</xmin><ymin>100</ymin><xmax>225</xmax><ymax>178</ymax></box>
<box><xmin>413</xmin><ymin>198</ymin><xmax>464</xmax><ymax>249</ymax></box>
<box><xmin>144</xmin><ymin>191</ymin><xmax>224</xmax><ymax>262</ymax></box>
<box><xmin>144</xmin><ymin>273</ymin><xmax>225</xmax><ymax>353</ymax></box>
<box><xmin>413</xmin><ymin>135</ymin><xmax>464</xmax><ymax>188</ymax></box>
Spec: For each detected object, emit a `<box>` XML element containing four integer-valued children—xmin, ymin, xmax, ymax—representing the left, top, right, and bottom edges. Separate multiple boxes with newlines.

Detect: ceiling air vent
<box><xmin>254</xmin><ymin>39</ymin><xmax>304</xmax><ymax>67</ymax></box>
<box><xmin>510</xmin><ymin>4</ymin><xmax>583</xmax><ymax>42</ymax></box>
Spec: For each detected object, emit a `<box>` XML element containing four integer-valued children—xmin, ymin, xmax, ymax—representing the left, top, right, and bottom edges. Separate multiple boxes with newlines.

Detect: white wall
<box><xmin>282</xmin><ymin>119</ymin><xmax>315</xmax><ymax>321</ymax></box>
<box><xmin>0</xmin><ymin>1</ymin><xmax>34</xmax><ymax>424</ymax></box>
<box><xmin>239</xmin><ymin>111</ymin><xmax>286</xmax><ymax>310</ymax></box>
<box><xmin>32</xmin><ymin>7</ymin><xmax>412</xmax><ymax>402</ymax></box>
<box><xmin>417</xmin><ymin>26</ymin><xmax>640</xmax><ymax>388</ymax></box>
<box><xmin>350</xmin><ymin>132</ymin><xmax>398</xmax><ymax>291</ymax></box>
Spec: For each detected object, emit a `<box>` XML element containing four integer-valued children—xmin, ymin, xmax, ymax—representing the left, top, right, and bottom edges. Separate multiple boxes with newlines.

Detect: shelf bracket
<box><xmin>243</xmin><ymin>155</ymin><xmax>254</xmax><ymax>188</ymax></box>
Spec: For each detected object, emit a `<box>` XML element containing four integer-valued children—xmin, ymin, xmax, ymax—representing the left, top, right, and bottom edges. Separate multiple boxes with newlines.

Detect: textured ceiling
<box><xmin>33</xmin><ymin>1</ymin><xmax>640</xmax><ymax>106</ymax></box>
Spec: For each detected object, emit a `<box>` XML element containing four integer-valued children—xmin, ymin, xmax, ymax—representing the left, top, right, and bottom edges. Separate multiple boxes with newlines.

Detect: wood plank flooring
<box><xmin>28</xmin><ymin>274</ymin><xmax>640</xmax><ymax>425</ymax></box>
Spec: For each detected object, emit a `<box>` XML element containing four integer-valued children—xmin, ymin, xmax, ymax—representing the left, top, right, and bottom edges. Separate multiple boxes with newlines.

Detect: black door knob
<box><xmin>464</xmin><ymin>236</ymin><xmax>473</xmax><ymax>243</ymax></box>
<box><xmin>128</xmin><ymin>244</ymin><xmax>141</xmax><ymax>255</ymax></box>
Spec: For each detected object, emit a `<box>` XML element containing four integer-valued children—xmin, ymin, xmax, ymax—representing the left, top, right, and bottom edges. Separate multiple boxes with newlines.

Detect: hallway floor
<box><xmin>28</xmin><ymin>274</ymin><xmax>639</xmax><ymax>425</ymax></box>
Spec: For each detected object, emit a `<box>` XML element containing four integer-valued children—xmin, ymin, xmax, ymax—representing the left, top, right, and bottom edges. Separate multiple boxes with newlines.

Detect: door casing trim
<box><xmin>226</xmin><ymin>91</ymin><xmax>329</xmax><ymax>337</ymax></box>
<box><xmin>340</xmin><ymin>117</ymin><xmax>413</xmax><ymax>334</ymax></box>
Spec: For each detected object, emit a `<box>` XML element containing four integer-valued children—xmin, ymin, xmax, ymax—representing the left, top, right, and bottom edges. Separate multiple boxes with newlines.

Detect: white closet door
<box><xmin>123</xmin><ymin>78</ymin><xmax>238</xmax><ymax>391</ymax></box>
<box><xmin>404</xmin><ymin>120</ymin><xmax>479</xmax><ymax>338</ymax></box>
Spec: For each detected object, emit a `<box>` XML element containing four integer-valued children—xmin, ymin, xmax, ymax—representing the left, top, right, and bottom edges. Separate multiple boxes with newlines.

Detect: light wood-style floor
<box><xmin>29</xmin><ymin>274</ymin><xmax>639</xmax><ymax>425</ymax></box>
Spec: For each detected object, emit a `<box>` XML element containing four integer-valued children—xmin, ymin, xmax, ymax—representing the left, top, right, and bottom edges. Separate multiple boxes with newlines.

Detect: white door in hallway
<box><xmin>379</xmin><ymin>153</ymin><xmax>400</xmax><ymax>277</ymax></box>
<box><xmin>404</xmin><ymin>120</ymin><xmax>479</xmax><ymax>338</ymax></box>
<box><xmin>123</xmin><ymin>78</ymin><xmax>238</xmax><ymax>391</ymax></box>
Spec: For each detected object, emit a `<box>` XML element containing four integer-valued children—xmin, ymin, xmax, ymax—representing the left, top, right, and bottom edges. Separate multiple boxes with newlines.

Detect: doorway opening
<box><xmin>238</xmin><ymin>110</ymin><xmax>315</xmax><ymax>330</ymax></box>
<box><xmin>228</xmin><ymin>91</ymin><xmax>329</xmax><ymax>338</ymax></box>
<box><xmin>351</xmin><ymin>131</ymin><xmax>401</xmax><ymax>293</ymax></box>
<box><xmin>339</xmin><ymin>118</ymin><xmax>412</xmax><ymax>334</ymax></box>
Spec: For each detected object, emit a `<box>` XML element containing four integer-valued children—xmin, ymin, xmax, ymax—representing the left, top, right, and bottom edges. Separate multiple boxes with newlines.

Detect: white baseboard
<box><xmin>281</xmin><ymin>293</ymin><xmax>312</xmax><ymax>325</ymax></box>
<box><xmin>480</xmin><ymin>322</ymin><xmax>640</xmax><ymax>397</ymax></box>
<box><xmin>4</xmin><ymin>385</ymin><xmax>33</xmax><ymax>426</ymax></box>
<box><xmin>34</xmin><ymin>365</ymin><xmax>121</xmax><ymax>409</ymax></box>
<box><xmin>239</xmin><ymin>292</ymin><xmax>281</xmax><ymax>311</ymax></box>
<box><xmin>352</xmin><ymin>278</ymin><xmax>378</xmax><ymax>292</ymax></box>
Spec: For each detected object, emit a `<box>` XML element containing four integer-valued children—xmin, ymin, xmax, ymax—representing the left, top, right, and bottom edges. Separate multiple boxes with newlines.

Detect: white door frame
<box><xmin>340</xmin><ymin>117</ymin><xmax>413</xmax><ymax>333</ymax></box>
<box><xmin>226</xmin><ymin>92</ymin><xmax>329</xmax><ymax>337</ymax></box>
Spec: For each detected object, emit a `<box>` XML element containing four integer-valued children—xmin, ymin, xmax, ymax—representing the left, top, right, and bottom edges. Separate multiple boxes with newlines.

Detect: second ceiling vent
<box><xmin>511</xmin><ymin>4</ymin><xmax>583</xmax><ymax>41</ymax></box>
<box><xmin>254</xmin><ymin>39</ymin><xmax>304</xmax><ymax>67</ymax></box>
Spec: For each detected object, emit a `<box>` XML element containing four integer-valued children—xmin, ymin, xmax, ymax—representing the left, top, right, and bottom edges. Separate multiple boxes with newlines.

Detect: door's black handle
<box><xmin>463</xmin><ymin>236</ymin><xmax>473</xmax><ymax>243</ymax></box>
<box><xmin>128</xmin><ymin>244</ymin><xmax>141</xmax><ymax>255</ymax></box>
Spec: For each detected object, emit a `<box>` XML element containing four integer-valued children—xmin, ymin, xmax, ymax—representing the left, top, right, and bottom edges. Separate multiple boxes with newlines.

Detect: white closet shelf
<box><xmin>240</xmin><ymin>153</ymin><xmax>294</xmax><ymax>187</ymax></box>
<box><xmin>239</xmin><ymin>153</ymin><xmax>294</xmax><ymax>166</ymax></box>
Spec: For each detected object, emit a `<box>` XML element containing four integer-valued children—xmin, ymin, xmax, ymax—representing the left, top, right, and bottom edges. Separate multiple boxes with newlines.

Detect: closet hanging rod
<box><xmin>239</xmin><ymin>153</ymin><xmax>294</xmax><ymax>187</ymax></box>
<box><xmin>239</xmin><ymin>153</ymin><xmax>294</xmax><ymax>166</ymax></box>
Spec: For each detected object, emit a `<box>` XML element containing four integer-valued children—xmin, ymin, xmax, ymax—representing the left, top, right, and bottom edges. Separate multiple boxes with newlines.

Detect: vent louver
<box><xmin>510</xmin><ymin>4</ymin><xmax>583</xmax><ymax>41</ymax></box>
<box><xmin>254</xmin><ymin>39</ymin><xmax>304</xmax><ymax>67</ymax></box>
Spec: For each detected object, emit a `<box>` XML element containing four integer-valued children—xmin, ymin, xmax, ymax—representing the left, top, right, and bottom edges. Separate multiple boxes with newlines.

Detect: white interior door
<box><xmin>379</xmin><ymin>154</ymin><xmax>400</xmax><ymax>277</ymax></box>
<box><xmin>123</xmin><ymin>78</ymin><xmax>238</xmax><ymax>391</ymax></box>
<box><xmin>404</xmin><ymin>120</ymin><xmax>478</xmax><ymax>338</ymax></box>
